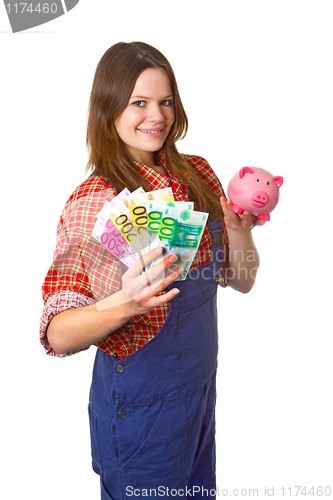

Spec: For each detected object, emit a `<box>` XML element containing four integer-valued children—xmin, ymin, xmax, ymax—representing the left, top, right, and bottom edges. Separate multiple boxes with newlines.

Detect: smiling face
<box><xmin>114</xmin><ymin>67</ymin><xmax>175</xmax><ymax>166</ymax></box>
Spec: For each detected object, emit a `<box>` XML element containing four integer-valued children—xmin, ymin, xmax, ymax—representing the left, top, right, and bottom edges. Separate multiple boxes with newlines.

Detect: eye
<box><xmin>161</xmin><ymin>99</ymin><xmax>173</xmax><ymax>106</ymax></box>
<box><xmin>267</xmin><ymin>181</ymin><xmax>271</xmax><ymax>186</ymax></box>
<box><xmin>133</xmin><ymin>101</ymin><xmax>146</xmax><ymax>107</ymax></box>
<box><xmin>254</xmin><ymin>178</ymin><xmax>260</xmax><ymax>183</ymax></box>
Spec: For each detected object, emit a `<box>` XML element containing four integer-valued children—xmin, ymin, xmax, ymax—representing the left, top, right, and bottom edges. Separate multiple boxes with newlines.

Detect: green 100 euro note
<box><xmin>146</xmin><ymin>204</ymin><xmax>209</xmax><ymax>280</ymax></box>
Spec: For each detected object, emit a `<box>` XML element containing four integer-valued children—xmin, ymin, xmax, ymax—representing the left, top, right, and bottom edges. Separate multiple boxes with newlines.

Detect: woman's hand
<box><xmin>220</xmin><ymin>196</ymin><xmax>265</xmax><ymax>231</ymax></box>
<box><xmin>118</xmin><ymin>247</ymin><xmax>182</xmax><ymax>316</ymax></box>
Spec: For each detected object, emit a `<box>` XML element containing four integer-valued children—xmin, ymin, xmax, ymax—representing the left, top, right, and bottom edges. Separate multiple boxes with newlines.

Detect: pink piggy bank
<box><xmin>227</xmin><ymin>167</ymin><xmax>284</xmax><ymax>221</ymax></box>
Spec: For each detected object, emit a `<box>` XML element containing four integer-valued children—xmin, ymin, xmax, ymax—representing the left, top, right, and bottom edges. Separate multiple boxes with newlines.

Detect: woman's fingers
<box><xmin>147</xmin><ymin>263</ymin><xmax>183</xmax><ymax>293</ymax></box>
<box><xmin>139</xmin><ymin>253</ymin><xmax>179</xmax><ymax>287</ymax></box>
<box><xmin>140</xmin><ymin>264</ymin><xmax>183</xmax><ymax>309</ymax></box>
<box><xmin>122</xmin><ymin>248</ymin><xmax>183</xmax><ymax>304</ymax></box>
<box><xmin>220</xmin><ymin>196</ymin><xmax>265</xmax><ymax>230</ymax></box>
<box><xmin>120</xmin><ymin>261</ymin><xmax>182</xmax><ymax>315</ymax></box>
<box><xmin>124</xmin><ymin>247</ymin><xmax>163</xmax><ymax>280</ymax></box>
<box><xmin>125</xmin><ymin>247</ymin><xmax>180</xmax><ymax>284</ymax></box>
<box><xmin>145</xmin><ymin>286</ymin><xmax>180</xmax><ymax>309</ymax></box>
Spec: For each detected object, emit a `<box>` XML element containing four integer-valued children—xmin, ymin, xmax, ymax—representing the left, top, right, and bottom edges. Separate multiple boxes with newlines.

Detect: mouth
<box><xmin>137</xmin><ymin>128</ymin><xmax>164</xmax><ymax>136</ymax></box>
<box><xmin>252</xmin><ymin>200</ymin><xmax>266</xmax><ymax>207</ymax></box>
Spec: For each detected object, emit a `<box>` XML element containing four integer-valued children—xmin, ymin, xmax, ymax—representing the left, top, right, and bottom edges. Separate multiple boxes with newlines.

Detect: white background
<box><xmin>1</xmin><ymin>1</ymin><xmax>332</xmax><ymax>498</ymax></box>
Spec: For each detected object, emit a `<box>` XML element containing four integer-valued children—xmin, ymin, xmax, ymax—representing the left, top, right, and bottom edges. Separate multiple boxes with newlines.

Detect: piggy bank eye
<box><xmin>267</xmin><ymin>181</ymin><xmax>271</xmax><ymax>186</ymax></box>
<box><xmin>254</xmin><ymin>178</ymin><xmax>260</xmax><ymax>183</ymax></box>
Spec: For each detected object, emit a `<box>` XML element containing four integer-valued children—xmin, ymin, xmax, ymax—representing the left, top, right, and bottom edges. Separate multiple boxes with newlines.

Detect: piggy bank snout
<box><xmin>251</xmin><ymin>191</ymin><xmax>269</xmax><ymax>207</ymax></box>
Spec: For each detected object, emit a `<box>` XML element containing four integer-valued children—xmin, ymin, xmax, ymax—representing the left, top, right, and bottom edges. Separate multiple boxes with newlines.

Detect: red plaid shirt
<box><xmin>40</xmin><ymin>154</ymin><xmax>228</xmax><ymax>359</ymax></box>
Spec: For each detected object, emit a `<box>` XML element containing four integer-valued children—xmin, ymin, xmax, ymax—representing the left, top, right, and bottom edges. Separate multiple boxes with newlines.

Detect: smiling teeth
<box><xmin>138</xmin><ymin>129</ymin><xmax>161</xmax><ymax>133</ymax></box>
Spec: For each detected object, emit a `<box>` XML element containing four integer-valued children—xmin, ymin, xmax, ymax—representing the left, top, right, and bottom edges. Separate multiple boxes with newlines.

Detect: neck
<box><xmin>134</xmin><ymin>152</ymin><xmax>167</xmax><ymax>176</ymax></box>
<box><xmin>134</xmin><ymin>152</ymin><xmax>155</xmax><ymax>168</ymax></box>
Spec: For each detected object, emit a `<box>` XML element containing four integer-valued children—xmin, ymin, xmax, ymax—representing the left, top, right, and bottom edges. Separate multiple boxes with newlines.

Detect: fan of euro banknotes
<box><xmin>92</xmin><ymin>187</ymin><xmax>209</xmax><ymax>280</ymax></box>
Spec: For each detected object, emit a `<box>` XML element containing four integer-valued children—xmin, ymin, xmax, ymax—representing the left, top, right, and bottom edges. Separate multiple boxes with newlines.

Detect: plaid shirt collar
<box><xmin>134</xmin><ymin>152</ymin><xmax>188</xmax><ymax>200</ymax></box>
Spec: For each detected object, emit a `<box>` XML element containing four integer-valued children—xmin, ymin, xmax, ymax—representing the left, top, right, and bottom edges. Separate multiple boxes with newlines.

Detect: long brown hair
<box><xmin>86</xmin><ymin>41</ymin><xmax>222</xmax><ymax>220</ymax></box>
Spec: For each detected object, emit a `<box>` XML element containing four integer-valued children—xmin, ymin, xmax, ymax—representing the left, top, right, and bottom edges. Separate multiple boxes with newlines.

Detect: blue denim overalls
<box><xmin>88</xmin><ymin>222</ymin><xmax>225</xmax><ymax>499</ymax></box>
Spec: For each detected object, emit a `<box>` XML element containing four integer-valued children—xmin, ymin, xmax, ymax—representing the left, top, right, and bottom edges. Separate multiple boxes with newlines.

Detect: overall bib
<box><xmin>88</xmin><ymin>223</ymin><xmax>224</xmax><ymax>500</ymax></box>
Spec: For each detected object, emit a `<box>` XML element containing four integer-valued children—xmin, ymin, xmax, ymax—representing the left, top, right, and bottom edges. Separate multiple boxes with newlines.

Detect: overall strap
<box><xmin>208</xmin><ymin>220</ymin><xmax>223</xmax><ymax>248</ymax></box>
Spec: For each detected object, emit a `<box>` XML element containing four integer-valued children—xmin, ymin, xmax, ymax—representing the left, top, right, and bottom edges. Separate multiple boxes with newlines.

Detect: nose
<box><xmin>251</xmin><ymin>191</ymin><xmax>269</xmax><ymax>207</ymax></box>
<box><xmin>147</xmin><ymin>103</ymin><xmax>165</xmax><ymax>122</ymax></box>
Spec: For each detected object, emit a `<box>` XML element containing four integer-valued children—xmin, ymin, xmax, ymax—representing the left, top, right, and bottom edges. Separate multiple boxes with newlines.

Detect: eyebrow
<box><xmin>130</xmin><ymin>94</ymin><xmax>174</xmax><ymax>100</ymax></box>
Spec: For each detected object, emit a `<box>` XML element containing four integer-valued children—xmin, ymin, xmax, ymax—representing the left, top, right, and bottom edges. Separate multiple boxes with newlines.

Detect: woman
<box><xmin>40</xmin><ymin>42</ymin><xmax>262</xmax><ymax>499</ymax></box>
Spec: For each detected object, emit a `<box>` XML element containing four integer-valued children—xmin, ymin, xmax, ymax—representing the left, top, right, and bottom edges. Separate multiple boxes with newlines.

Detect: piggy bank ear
<box><xmin>272</xmin><ymin>176</ymin><xmax>284</xmax><ymax>188</ymax></box>
<box><xmin>239</xmin><ymin>167</ymin><xmax>254</xmax><ymax>179</ymax></box>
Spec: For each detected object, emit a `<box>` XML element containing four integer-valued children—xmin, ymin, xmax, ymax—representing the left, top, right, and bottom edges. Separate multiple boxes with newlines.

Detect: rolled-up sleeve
<box><xmin>40</xmin><ymin>290</ymin><xmax>95</xmax><ymax>357</ymax></box>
